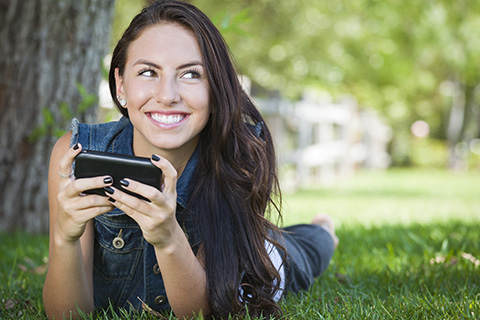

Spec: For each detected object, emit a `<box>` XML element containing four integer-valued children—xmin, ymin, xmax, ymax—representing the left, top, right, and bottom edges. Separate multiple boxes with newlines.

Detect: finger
<box><xmin>58</xmin><ymin>143</ymin><xmax>82</xmax><ymax>185</ymax></box>
<box><xmin>104</xmin><ymin>186</ymin><xmax>152</xmax><ymax>222</ymax></box>
<box><xmin>150</xmin><ymin>154</ymin><xmax>177</xmax><ymax>194</ymax></box>
<box><xmin>65</xmin><ymin>175</ymin><xmax>114</xmax><ymax>198</ymax></box>
<box><xmin>58</xmin><ymin>196</ymin><xmax>114</xmax><ymax>239</ymax></box>
<box><xmin>117</xmin><ymin>178</ymin><xmax>163</xmax><ymax>202</ymax></box>
<box><xmin>64</xmin><ymin>195</ymin><xmax>114</xmax><ymax>221</ymax></box>
<box><xmin>105</xmin><ymin>184</ymin><xmax>155</xmax><ymax>212</ymax></box>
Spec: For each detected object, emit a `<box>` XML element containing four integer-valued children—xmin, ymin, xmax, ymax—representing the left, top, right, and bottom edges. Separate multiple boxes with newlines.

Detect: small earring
<box><xmin>117</xmin><ymin>96</ymin><xmax>127</xmax><ymax>107</ymax></box>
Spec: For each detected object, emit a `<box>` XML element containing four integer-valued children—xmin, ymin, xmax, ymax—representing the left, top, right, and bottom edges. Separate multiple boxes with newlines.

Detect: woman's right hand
<box><xmin>44</xmin><ymin>133</ymin><xmax>105</xmax><ymax>318</ymax></box>
<box><xmin>53</xmin><ymin>142</ymin><xmax>114</xmax><ymax>244</ymax></box>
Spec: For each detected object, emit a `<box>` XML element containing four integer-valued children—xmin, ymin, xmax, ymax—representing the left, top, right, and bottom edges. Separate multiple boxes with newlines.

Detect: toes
<box><xmin>311</xmin><ymin>213</ymin><xmax>339</xmax><ymax>249</ymax></box>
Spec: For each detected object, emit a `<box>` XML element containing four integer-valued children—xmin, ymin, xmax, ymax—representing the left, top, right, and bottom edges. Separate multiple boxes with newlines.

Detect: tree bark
<box><xmin>0</xmin><ymin>0</ymin><xmax>116</xmax><ymax>233</ymax></box>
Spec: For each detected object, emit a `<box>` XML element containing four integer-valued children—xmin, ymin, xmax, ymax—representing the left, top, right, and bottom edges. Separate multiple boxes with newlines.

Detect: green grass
<box><xmin>1</xmin><ymin>232</ymin><xmax>49</xmax><ymax>319</ymax></box>
<box><xmin>1</xmin><ymin>168</ymin><xmax>479</xmax><ymax>319</ymax></box>
<box><xmin>281</xmin><ymin>221</ymin><xmax>480</xmax><ymax>319</ymax></box>
<box><xmin>281</xmin><ymin>168</ymin><xmax>480</xmax><ymax>227</ymax></box>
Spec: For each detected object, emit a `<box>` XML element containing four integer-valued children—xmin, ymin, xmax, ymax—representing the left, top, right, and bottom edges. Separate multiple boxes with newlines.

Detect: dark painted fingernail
<box><xmin>104</xmin><ymin>177</ymin><xmax>113</xmax><ymax>184</ymax></box>
<box><xmin>104</xmin><ymin>186</ymin><xmax>114</xmax><ymax>195</ymax></box>
<box><xmin>108</xmin><ymin>197</ymin><xmax>116</xmax><ymax>203</ymax></box>
<box><xmin>120</xmin><ymin>179</ymin><xmax>129</xmax><ymax>188</ymax></box>
<box><xmin>151</xmin><ymin>154</ymin><xmax>160</xmax><ymax>162</ymax></box>
<box><xmin>73</xmin><ymin>143</ymin><xmax>79</xmax><ymax>150</ymax></box>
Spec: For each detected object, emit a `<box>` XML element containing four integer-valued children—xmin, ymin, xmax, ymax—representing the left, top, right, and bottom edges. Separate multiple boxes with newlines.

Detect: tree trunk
<box><xmin>446</xmin><ymin>80</ymin><xmax>466</xmax><ymax>169</ymax></box>
<box><xmin>0</xmin><ymin>0</ymin><xmax>116</xmax><ymax>233</ymax></box>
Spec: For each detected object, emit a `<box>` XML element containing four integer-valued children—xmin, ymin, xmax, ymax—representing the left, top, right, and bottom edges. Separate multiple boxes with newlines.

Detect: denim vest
<box><xmin>70</xmin><ymin>117</ymin><xmax>200</xmax><ymax>313</ymax></box>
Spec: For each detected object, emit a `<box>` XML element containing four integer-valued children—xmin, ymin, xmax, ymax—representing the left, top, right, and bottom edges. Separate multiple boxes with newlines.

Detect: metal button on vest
<box><xmin>112</xmin><ymin>236</ymin><xmax>124</xmax><ymax>249</ymax></box>
<box><xmin>153</xmin><ymin>263</ymin><xmax>160</xmax><ymax>275</ymax></box>
<box><xmin>154</xmin><ymin>295</ymin><xmax>166</xmax><ymax>305</ymax></box>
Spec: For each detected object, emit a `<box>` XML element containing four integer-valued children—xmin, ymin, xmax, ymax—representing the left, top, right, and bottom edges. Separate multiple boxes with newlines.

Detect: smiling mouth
<box><xmin>150</xmin><ymin>113</ymin><xmax>186</xmax><ymax>125</ymax></box>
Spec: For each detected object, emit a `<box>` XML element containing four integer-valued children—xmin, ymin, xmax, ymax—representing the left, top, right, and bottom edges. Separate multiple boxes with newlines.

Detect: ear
<box><xmin>114</xmin><ymin>68</ymin><xmax>126</xmax><ymax>108</ymax></box>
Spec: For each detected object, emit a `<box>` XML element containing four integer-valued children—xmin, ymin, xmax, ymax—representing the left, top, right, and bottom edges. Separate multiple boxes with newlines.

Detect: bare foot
<box><xmin>311</xmin><ymin>213</ymin><xmax>339</xmax><ymax>249</ymax></box>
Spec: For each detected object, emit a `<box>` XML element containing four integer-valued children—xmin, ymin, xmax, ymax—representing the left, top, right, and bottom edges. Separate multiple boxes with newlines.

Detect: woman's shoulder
<box><xmin>50</xmin><ymin>131</ymin><xmax>73</xmax><ymax>161</ymax></box>
<box><xmin>70</xmin><ymin>117</ymin><xmax>132</xmax><ymax>151</ymax></box>
<box><xmin>71</xmin><ymin>117</ymin><xmax>130</xmax><ymax>137</ymax></box>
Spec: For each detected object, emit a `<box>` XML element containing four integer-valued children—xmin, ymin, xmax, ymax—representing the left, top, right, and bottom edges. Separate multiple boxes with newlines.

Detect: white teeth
<box><xmin>151</xmin><ymin>113</ymin><xmax>185</xmax><ymax>124</ymax></box>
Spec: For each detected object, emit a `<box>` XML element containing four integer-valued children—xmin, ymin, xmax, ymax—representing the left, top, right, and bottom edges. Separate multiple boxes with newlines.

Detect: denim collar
<box><xmin>176</xmin><ymin>148</ymin><xmax>198</xmax><ymax>208</ymax></box>
<box><xmin>108</xmin><ymin>117</ymin><xmax>134</xmax><ymax>155</ymax></box>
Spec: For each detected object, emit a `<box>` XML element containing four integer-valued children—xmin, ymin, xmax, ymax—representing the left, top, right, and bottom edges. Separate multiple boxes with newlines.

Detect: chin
<box><xmin>152</xmin><ymin>139</ymin><xmax>194</xmax><ymax>152</ymax></box>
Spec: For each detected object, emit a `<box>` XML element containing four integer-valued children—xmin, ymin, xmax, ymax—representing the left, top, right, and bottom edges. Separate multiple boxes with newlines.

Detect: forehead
<box><xmin>127</xmin><ymin>23</ymin><xmax>202</xmax><ymax>64</ymax></box>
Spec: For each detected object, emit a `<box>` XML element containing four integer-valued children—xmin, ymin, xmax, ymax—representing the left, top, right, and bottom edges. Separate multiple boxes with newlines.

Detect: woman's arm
<box><xmin>43</xmin><ymin>133</ymin><xmax>113</xmax><ymax>319</ymax></box>
<box><xmin>105</xmin><ymin>156</ymin><xmax>210</xmax><ymax>318</ymax></box>
<box><xmin>153</xmin><ymin>222</ymin><xmax>209</xmax><ymax>318</ymax></box>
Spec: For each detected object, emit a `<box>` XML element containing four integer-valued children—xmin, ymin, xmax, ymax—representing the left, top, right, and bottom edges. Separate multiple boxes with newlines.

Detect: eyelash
<box><xmin>138</xmin><ymin>68</ymin><xmax>156</xmax><ymax>77</ymax></box>
<box><xmin>182</xmin><ymin>68</ymin><xmax>202</xmax><ymax>79</ymax></box>
<box><xmin>137</xmin><ymin>68</ymin><xmax>202</xmax><ymax>79</ymax></box>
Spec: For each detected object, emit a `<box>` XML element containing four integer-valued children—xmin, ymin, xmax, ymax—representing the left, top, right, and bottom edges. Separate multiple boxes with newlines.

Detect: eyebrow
<box><xmin>133</xmin><ymin>59</ymin><xmax>204</xmax><ymax>70</ymax></box>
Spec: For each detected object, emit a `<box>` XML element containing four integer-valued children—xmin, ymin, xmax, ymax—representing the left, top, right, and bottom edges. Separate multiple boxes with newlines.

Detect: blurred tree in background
<box><xmin>189</xmin><ymin>0</ymin><xmax>480</xmax><ymax>169</ymax></box>
<box><xmin>112</xmin><ymin>0</ymin><xmax>480</xmax><ymax>169</ymax></box>
<box><xmin>0</xmin><ymin>0</ymin><xmax>476</xmax><ymax>231</ymax></box>
<box><xmin>0</xmin><ymin>0</ymin><xmax>115</xmax><ymax>232</ymax></box>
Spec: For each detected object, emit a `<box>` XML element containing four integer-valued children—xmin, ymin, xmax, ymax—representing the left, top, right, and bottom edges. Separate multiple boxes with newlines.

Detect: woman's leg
<box><xmin>281</xmin><ymin>213</ymin><xmax>338</xmax><ymax>294</ymax></box>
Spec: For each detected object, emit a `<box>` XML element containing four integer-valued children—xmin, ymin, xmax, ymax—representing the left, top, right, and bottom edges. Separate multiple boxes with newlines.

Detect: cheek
<box><xmin>184</xmin><ymin>86</ymin><xmax>210</xmax><ymax>112</ymax></box>
<box><xmin>198</xmin><ymin>98</ymin><xmax>211</xmax><ymax>121</ymax></box>
<box><xmin>127</xmin><ymin>82</ymin><xmax>155</xmax><ymax>104</ymax></box>
<box><xmin>196</xmin><ymin>84</ymin><xmax>211</xmax><ymax>112</ymax></box>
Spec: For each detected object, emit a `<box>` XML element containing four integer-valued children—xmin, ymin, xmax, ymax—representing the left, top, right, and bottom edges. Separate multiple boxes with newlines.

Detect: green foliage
<box><xmin>101</xmin><ymin>57</ymin><xmax>110</xmax><ymax>81</ymax></box>
<box><xmin>28</xmin><ymin>83</ymin><xmax>98</xmax><ymax>143</ymax></box>
<box><xmin>211</xmin><ymin>8</ymin><xmax>251</xmax><ymax>37</ymax></box>
<box><xmin>108</xmin><ymin>0</ymin><xmax>480</xmax><ymax>166</ymax></box>
<box><xmin>111</xmin><ymin>0</ymin><xmax>145</xmax><ymax>46</ymax></box>
<box><xmin>409</xmin><ymin>138</ymin><xmax>449</xmax><ymax>168</ymax></box>
<box><xmin>191</xmin><ymin>0</ymin><xmax>480</xmax><ymax>165</ymax></box>
<box><xmin>2</xmin><ymin>169</ymin><xmax>479</xmax><ymax>319</ymax></box>
<box><xmin>76</xmin><ymin>83</ymin><xmax>98</xmax><ymax>113</ymax></box>
<box><xmin>466</xmin><ymin>153</ymin><xmax>480</xmax><ymax>171</ymax></box>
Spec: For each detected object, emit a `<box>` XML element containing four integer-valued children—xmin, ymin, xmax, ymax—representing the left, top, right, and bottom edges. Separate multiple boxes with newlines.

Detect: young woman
<box><xmin>43</xmin><ymin>1</ymin><xmax>338</xmax><ymax>319</ymax></box>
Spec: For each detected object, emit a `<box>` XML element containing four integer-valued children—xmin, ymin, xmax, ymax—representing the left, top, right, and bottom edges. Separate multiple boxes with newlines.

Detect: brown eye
<box><xmin>138</xmin><ymin>69</ymin><xmax>156</xmax><ymax>77</ymax></box>
<box><xmin>182</xmin><ymin>70</ymin><xmax>201</xmax><ymax>79</ymax></box>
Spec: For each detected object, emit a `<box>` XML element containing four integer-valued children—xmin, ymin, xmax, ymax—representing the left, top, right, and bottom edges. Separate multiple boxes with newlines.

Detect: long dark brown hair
<box><xmin>108</xmin><ymin>1</ymin><xmax>284</xmax><ymax>318</ymax></box>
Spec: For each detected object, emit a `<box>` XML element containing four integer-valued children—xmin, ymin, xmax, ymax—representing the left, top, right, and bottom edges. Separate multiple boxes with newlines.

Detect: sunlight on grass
<box><xmin>1</xmin><ymin>168</ymin><xmax>479</xmax><ymax>319</ymax></box>
<box><xmin>278</xmin><ymin>169</ymin><xmax>480</xmax><ymax>319</ymax></box>
<box><xmin>281</xmin><ymin>168</ymin><xmax>480</xmax><ymax>228</ymax></box>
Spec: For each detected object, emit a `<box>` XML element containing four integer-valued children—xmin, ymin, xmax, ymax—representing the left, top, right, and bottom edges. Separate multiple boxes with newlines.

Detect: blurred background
<box><xmin>0</xmin><ymin>0</ymin><xmax>479</xmax><ymax>232</ymax></box>
<box><xmin>110</xmin><ymin>0</ymin><xmax>480</xmax><ymax>185</ymax></box>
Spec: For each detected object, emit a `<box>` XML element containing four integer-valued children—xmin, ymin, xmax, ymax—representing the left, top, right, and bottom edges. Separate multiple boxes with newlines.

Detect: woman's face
<box><xmin>115</xmin><ymin>23</ymin><xmax>210</xmax><ymax>157</ymax></box>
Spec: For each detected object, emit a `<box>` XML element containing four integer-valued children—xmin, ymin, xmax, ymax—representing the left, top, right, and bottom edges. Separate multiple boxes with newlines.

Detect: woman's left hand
<box><xmin>105</xmin><ymin>155</ymin><xmax>179</xmax><ymax>248</ymax></box>
<box><xmin>97</xmin><ymin>154</ymin><xmax>209</xmax><ymax>317</ymax></box>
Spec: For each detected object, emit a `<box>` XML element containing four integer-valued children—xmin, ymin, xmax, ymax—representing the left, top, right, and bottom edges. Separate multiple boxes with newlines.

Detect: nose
<box><xmin>155</xmin><ymin>75</ymin><xmax>180</xmax><ymax>106</ymax></box>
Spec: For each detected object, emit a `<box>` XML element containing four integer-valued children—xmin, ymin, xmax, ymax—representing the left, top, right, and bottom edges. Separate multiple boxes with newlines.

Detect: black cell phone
<box><xmin>74</xmin><ymin>150</ymin><xmax>162</xmax><ymax>201</ymax></box>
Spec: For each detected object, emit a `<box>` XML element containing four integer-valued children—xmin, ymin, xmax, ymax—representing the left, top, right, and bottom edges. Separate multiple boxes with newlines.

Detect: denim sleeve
<box><xmin>69</xmin><ymin>118</ymin><xmax>80</xmax><ymax>147</ymax></box>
